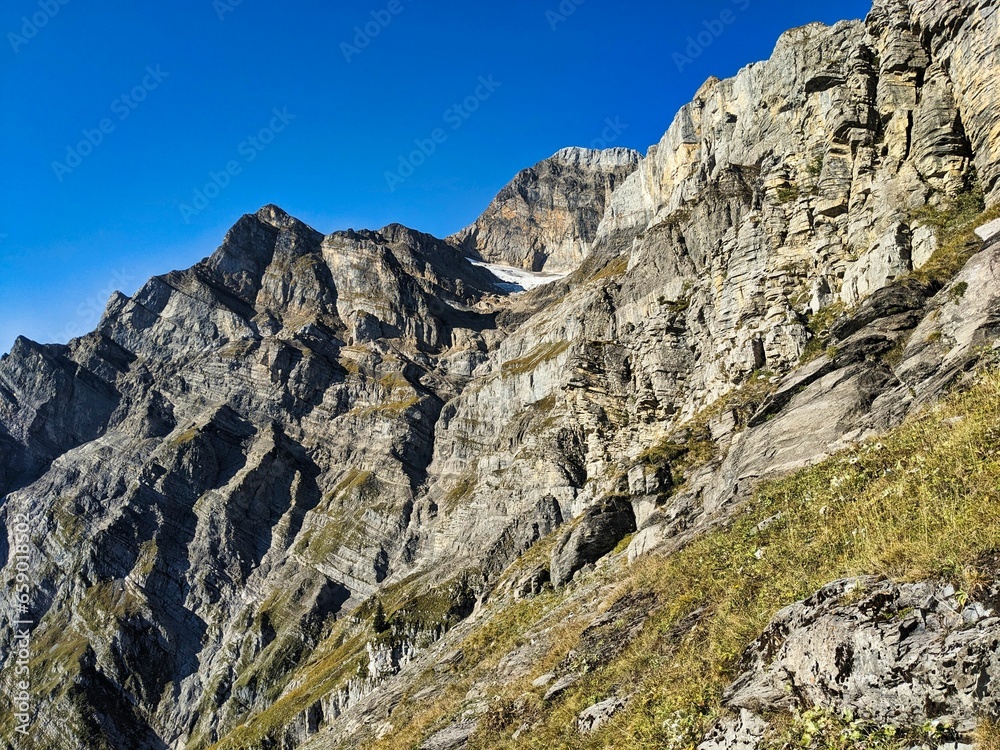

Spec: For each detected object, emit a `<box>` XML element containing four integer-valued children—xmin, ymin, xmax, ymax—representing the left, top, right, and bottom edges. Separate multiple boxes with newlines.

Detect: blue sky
<box><xmin>0</xmin><ymin>0</ymin><xmax>872</xmax><ymax>354</ymax></box>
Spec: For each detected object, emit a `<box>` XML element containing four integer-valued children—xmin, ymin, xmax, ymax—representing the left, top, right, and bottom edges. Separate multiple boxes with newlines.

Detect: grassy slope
<box><xmin>354</xmin><ymin>191</ymin><xmax>1000</xmax><ymax>750</ymax></box>
<box><xmin>363</xmin><ymin>364</ymin><xmax>1000</xmax><ymax>750</ymax></box>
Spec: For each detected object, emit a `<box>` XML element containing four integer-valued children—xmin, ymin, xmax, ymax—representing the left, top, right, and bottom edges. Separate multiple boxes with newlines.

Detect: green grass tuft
<box><xmin>501</xmin><ymin>342</ymin><xmax>570</xmax><ymax>377</ymax></box>
<box><xmin>910</xmin><ymin>176</ymin><xmax>999</xmax><ymax>289</ymax></box>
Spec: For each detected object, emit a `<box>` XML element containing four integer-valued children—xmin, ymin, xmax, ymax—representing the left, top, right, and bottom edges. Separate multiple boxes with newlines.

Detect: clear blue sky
<box><xmin>0</xmin><ymin>0</ymin><xmax>872</xmax><ymax>354</ymax></box>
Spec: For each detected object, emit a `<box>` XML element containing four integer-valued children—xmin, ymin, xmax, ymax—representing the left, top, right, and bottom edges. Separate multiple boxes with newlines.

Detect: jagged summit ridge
<box><xmin>549</xmin><ymin>145</ymin><xmax>642</xmax><ymax>168</ymax></box>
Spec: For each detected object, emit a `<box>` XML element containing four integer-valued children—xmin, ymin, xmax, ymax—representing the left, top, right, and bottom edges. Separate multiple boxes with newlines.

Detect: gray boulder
<box><xmin>713</xmin><ymin>577</ymin><xmax>1000</xmax><ymax>744</ymax></box>
<box><xmin>550</xmin><ymin>496</ymin><xmax>636</xmax><ymax>587</ymax></box>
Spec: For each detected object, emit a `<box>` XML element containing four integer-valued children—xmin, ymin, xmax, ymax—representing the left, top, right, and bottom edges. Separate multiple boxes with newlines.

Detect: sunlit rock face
<box><xmin>448</xmin><ymin>146</ymin><xmax>641</xmax><ymax>273</ymax></box>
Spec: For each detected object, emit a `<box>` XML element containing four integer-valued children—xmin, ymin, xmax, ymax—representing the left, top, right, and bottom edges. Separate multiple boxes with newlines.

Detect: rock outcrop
<box><xmin>550</xmin><ymin>496</ymin><xmax>636</xmax><ymax>587</ymax></box>
<box><xmin>702</xmin><ymin>576</ymin><xmax>1000</xmax><ymax>748</ymax></box>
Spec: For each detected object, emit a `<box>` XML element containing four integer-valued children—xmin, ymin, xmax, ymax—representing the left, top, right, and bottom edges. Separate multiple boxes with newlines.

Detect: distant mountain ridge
<box><xmin>447</xmin><ymin>146</ymin><xmax>641</xmax><ymax>273</ymax></box>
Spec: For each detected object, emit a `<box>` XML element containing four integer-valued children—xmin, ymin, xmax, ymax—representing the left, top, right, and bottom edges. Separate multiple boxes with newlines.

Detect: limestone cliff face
<box><xmin>0</xmin><ymin>1</ymin><xmax>999</xmax><ymax>749</ymax></box>
<box><xmin>416</xmin><ymin>0</ymin><xmax>1000</xmax><ymax>579</ymax></box>
<box><xmin>448</xmin><ymin>147</ymin><xmax>640</xmax><ymax>273</ymax></box>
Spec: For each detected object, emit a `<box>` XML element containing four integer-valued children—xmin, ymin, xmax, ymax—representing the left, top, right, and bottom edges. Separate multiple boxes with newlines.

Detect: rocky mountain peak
<box><xmin>448</xmin><ymin>147</ymin><xmax>641</xmax><ymax>273</ymax></box>
<box><xmin>549</xmin><ymin>145</ymin><xmax>642</xmax><ymax>169</ymax></box>
<box><xmin>255</xmin><ymin>202</ymin><xmax>298</xmax><ymax>228</ymax></box>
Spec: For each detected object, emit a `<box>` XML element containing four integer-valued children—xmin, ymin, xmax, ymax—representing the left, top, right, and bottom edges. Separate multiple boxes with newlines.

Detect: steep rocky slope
<box><xmin>1</xmin><ymin>0</ymin><xmax>1000</xmax><ymax>748</ymax></box>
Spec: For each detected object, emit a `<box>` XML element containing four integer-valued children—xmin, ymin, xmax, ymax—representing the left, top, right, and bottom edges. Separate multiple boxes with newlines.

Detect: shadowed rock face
<box><xmin>448</xmin><ymin>147</ymin><xmax>641</xmax><ymax>273</ymax></box>
<box><xmin>0</xmin><ymin>208</ymin><xmax>510</xmax><ymax>748</ymax></box>
<box><xmin>550</xmin><ymin>496</ymin><xmax>636</xmax><ymax>587</ymax></box>
<box><xmin>1</xmin><ymin>0</ymin><xmax>1000</xmax><ymax>747</ymax></box>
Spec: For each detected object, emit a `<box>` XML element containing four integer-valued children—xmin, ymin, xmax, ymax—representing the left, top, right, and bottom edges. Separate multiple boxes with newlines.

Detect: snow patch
<box><xmin>467</xmin><ymin>258</ymin><xmax>569</xmax><ymax>293</ymax></box>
